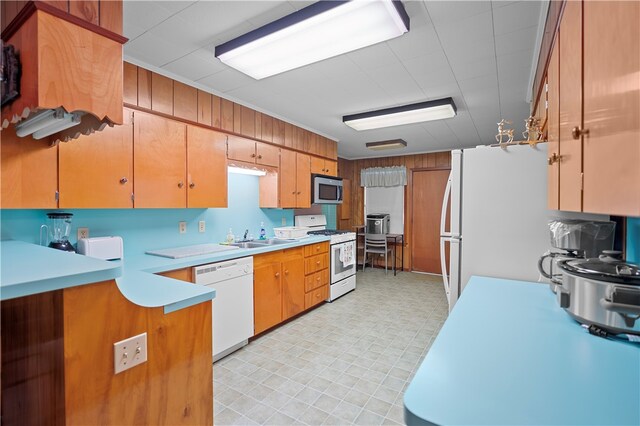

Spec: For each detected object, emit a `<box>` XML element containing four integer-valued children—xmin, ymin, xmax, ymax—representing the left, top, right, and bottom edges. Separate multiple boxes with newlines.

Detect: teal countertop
<box><xmin>404</xmin><ymin>276</ymin><xmax>640</xmax><ymax>425</ymax></box>
<box><xmin>1</xmin><ymin>236</ymin><xmax>331</xmax><ymax>314</ymax></box>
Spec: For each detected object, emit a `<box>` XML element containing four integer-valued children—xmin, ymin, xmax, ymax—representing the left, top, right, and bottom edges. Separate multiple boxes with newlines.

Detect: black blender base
<box><xmin>49</xmin><ymin>241</ymin><xmax>75</xmax><ymax>252</ymax></box>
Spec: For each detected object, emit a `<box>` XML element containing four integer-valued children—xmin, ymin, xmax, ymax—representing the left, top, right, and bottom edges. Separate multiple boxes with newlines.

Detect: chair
<box><xmin>362</xmin><ymin>233</ymin><xmax>394</xmax><ymax>274</ymax></box>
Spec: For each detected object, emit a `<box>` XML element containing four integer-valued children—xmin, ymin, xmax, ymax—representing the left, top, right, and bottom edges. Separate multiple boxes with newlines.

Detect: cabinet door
<box><xmin>227</xmin><ymin>135</ymin><xmax>256</xmax><ymax>163</ymax></box>
<box><xmin>59</xmin><ymin>110</ymin><xmax>133</xmax><ymax>208</ymax></box>
<box><xmin>582</xmin><ymin>0</ymin><xmax>640</xmax><ymax>216</ymax></box>
<box><xmin>296</xmin><ymin>153</ymin><xmax>311</xmax><ymax>208</ymax></box>
<box><xmin>281</xmin><ymin>256</ymin><xmax>305</xmax><ymax>320</ymax></box>
<box><xmin>1</xmin><ymin>129</ymin><xmax>58</xmax><ymax>208</ymax></box>
<box><xmin>254</xmin><ymin>260</ymin><xmax>282</xmax><ymax>335</ymax></box>
<box><xmin>547</xmin><ymin>42</ymin><xmax>560</xmax><ymax>210</ymax></box>
<box><xmin>310</xmin><ymin>157</ymin><xmax>325</xmax><ymax>175</ymax></box>
<box><xmin>187</xmin><ymin>126</ymin><xmax>227</xmax><ymax>208</ymax></box>
<box><xmin>256</xmin><ymin>142</ymin><xmax>279</xmax><ymax>167</ymax></box>
<box><xmin>558</xmin><ymin>0</ymin><xmax>583</xmax><ymax>211</ymax></box>
<box><xmin>133</xmin><ymin>111</ymin><xmax>186</xmax><ymax>208</ymax></box>
<box><xmin>279</xmin><ymin>149</ymin><xmax>297</xmax><ymax>208</ymax></box>
<box><xmin>324</xmin><ymin>160</ymin><xmax>337</xmax><ymax>177</ymax></box>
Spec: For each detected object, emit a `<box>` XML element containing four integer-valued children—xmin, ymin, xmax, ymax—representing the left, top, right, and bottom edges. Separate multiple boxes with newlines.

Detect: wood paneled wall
<box><xmin>337</xmin><ymin>151</ymin><xmax>451</xmax><ymax>271</ymax></box>
<box><xmin>124</xmin><ymin>63</ymin><xmax>338</xmax><ymax>161</ymax></box>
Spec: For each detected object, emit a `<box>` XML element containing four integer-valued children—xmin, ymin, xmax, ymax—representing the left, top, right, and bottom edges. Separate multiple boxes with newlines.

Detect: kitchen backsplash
<box><xmin>0</xmin><ymin>173</ymin><xmax>336</xmax><ymax>256</ymax></box>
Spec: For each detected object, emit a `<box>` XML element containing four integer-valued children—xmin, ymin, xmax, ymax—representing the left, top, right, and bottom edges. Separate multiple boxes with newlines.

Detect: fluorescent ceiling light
<box><xmin>15</xmin><ymin>108</ymin><xmax>83</xmax><ymax>139</ymax></box>
<box><xmin>228</xmin><ymin>166</ymin><xmax>267</xmax><ymax>176</ymax></box>
<box><xmin>366</xmin><ymin>139</ymin><xmax>407</xmax><ymax>150</ymax></box>
<box><xmin>343</xmin><ymin>98</ymin><xmax>457</xmax><ymax>131</ymax></box>
<box><xmin>215</xmin><ymin>0</ymin><xmax>410</xmax><ymax>80</ymax></box>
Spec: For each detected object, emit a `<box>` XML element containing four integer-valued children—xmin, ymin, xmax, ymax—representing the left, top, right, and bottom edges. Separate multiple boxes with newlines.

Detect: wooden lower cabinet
<box><xmin>305</xmin><ymin>285</ymin><xmax>329</xmax><ymax>310</ymax></box>
<box><xmin>1</xmin><ymin>281</ymin><xmax>213</xmax><ymax>426</ymax></box>
<box><xmin>254</xmin><ymin>244</ymin><xmax>327</xmax><ymax>335</ymax></box>
<box><xmin>303</xmin><ymin>242</ymin><xmax>330</xmax><ymax>310</ymax></box>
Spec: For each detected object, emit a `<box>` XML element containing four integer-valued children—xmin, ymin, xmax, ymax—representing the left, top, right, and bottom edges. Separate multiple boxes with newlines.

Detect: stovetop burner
<box><xmin>307</xmin><ymin>229</ymin><xmax>351</xmax><ymax>236</ymax></box>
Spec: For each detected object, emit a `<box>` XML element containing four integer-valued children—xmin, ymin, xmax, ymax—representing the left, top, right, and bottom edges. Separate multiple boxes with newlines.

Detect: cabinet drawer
<box><xmin>304</xmin><ymin>242</ymin><xmax>328</xmax><ymax>257</ymax></box>
<box><xmin>305</xmin><ymin>254</ymin><xmax>328</xmax><ymax>275</ymax></box>
<box><xmin>305</xmin><ymin>269</ymin><xmax>329</xmax><ymax>292</ymax></box>
<box><xmin>305</xmin><ymin>285</ymin><xmax>328</xmax><ymax>309</ymax></box>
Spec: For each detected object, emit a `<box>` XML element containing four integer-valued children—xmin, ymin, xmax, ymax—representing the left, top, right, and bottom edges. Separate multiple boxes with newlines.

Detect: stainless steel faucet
<box><xmin>243</xmin><ymin>229</ymin><xmax>249</xmax><ymax>241</ymax></box>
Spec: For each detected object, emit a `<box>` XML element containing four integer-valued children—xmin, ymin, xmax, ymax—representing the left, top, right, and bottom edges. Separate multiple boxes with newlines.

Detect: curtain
<box><xmin>360</xmin><ymin>166</ymin><xmax>407</xmax><ymax>187</ymax></box>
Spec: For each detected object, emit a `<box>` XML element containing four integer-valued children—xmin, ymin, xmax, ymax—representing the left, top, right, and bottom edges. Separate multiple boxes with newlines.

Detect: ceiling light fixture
<box><xmin>15</xmin><ymin>108</ymin><xmax>83</xmax><ymax>139</ymax></box>
<box><xmin>214</xmin><ymin>0</ymin><xmax>410</xmax><ymax>80</ymax></box>
<box><xmin>343</xmin><ymin>98</ymin><xmax>457</xmax><ymax>131</ymax></box>
<box><xmin>366</xmin><ymin>139</ymin><xmax>407</xmax><ymax>150</ymax></box>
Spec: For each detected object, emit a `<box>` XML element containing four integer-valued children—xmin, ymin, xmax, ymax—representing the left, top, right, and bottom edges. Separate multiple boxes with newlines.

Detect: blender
<box><xmin>40</xmin><ymin>212</ymin><xmax>75</xmax><ymax>252</ymax></box>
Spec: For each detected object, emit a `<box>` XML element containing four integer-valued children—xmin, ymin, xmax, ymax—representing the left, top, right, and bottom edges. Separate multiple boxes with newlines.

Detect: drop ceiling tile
<box><xmin>426</xmin><ymin>1</ymin><xmax>492</xmax><ymax>24</ymax></box>
<box><xmin>446</xmin><ymin>40</ymin><xmax>495</xmax><ymax>68</ymax></box>
<box><xmin>365</xmin><ymin>64</ymin><xmax>425</xmax><ymax>102</ymax></box>
<box><xmin>451</xmin><ymin>57</ymin><xmax>497</xmax><ymax>81</ymax></box>
<box><xmin>348</xmin><ymin>43</ymin><xmax>399</xmax><ymax>71</ymax></box>
<box><xmin>458</xmin><ymin>73</ymin><xmax>498</xmax><ymax>92</ymax></box>
<box><xmin>162</xmin><ymin>49</ymin><xmax>226</xmax><ymax>82</ymax></box>
<box><xmin>492</xmin><ymin>1</ymin><xmax>542</xmax><ymax>35</ymax></box>
<box><xmin>495</xmin><ymin>25</ymin><xmax>538</xmax><ymax>56</ymax></box>
<box><xmin>247</xmin><ymin>2</ymin><xmax>296</xmax><ymax>26</ymax></box>
<box><xmin>402</xmin><ymin>50</ymin><xmax>450</xmax><ymax>76</ymax></box>
<box><xmin>423</xmin><ymin>120</ymin><xmax>458</xmax><ymax>143</ymax></box>
<box><xmin>147</xmin><ymin>15</ymin><xmax>201</xmax><ymax>51</ymax></box>
<box><xmin>155</xmin><ymin>1</ymin><xmax>197</xmax><ymax>15</ymax></box>
<box><xmin>497</xmin><ymin>49</ymin><xmax>535</xmax><ymax>75</ymax></box>
<box><xmin>387</xmin><ymin>24</ymin><xmax>442</xmax><ymax>61</ymax></box>
<box><xmin>435</xmin><ymin>11</ymin><xmax>494</xmax><ymax>48</ymax></box>
<box><xmin>312</xmin><ymin>55</ymin><xmax>361</xmax><ymax>80</ymax></box>
<box><xmin>197</xmin><ymin>68</ymin><xmax>255</xmax><ymax>93</ymax></box>
<box><xmin>123</xmin><ymin>1</ymin><xmax>185</xmax><ymax>34</ymax></box>
<box><xmin>426</xmin><ymin>84</ymin><xmax>462</xmax><ymax>101</ymax></box>
<box><xmin>462</xmin><ymin>87</ymin><xmax>500</xmax><ymax>110</ymax></box>
<box><xmin>124</xmin><ymin>31</ymin><xmax>189</xmax><ymax>67</ymax></box>
<box><xmin>123</xmin><ymin>20</ymin><xmax>146</xmax><ymax>40</ymax></box>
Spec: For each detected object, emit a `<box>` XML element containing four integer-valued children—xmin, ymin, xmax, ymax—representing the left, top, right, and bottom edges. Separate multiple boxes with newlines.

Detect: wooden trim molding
<box><xmin>1</xmin><ymin>0</ymin><xmax>128</xmax><ymax>43</ymax></box>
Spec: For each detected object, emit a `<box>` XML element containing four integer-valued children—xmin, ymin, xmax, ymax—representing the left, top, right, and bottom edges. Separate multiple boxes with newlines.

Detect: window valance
<box><xmin>360</xmin><ymin>166</ymin><xmax>407</xmax><ymax>187</ymax></box>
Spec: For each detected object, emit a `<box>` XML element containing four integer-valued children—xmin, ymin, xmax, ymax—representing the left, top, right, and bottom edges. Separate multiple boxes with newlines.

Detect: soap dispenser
<box><xmin>259</xmin><ymin>222</ymin><xmax>266</xmax><ymax>240</ymax></box>
<box><xmin>226</xmin><ymin>228</ymin><xmax>235</xmax><ymax>244</ymax></box>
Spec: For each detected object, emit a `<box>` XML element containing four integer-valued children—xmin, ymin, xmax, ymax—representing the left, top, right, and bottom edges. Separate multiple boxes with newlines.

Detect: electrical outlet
<box><xmin>113</xmin><ymin>332</ymin><xmax>147</xmax><ymax>374</ymax></box>
<box><xmin>198</xmin><ymin>220</ymin><xmax>206</xmax><ymax>233</ymax></box>
<box><xmin>77</xmin><ymin>227</ymin><xmax>89</xmax><ymax>240</ymax></box>
<box><xmin>179</xmin><ymin>221</ymin><xmax>187</xmax><ymax>234</ymax></box>
<box><xmin>282</xmin><ymin>217</ymin><xmax>287</xmax><ymax>226</ymax></box>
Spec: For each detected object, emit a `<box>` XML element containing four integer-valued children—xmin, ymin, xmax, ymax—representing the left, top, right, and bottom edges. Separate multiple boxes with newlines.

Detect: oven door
<box><xmin>330</xmin><ymin>240</ymin><xmax>356</xmax><ymax>283</ymax></box>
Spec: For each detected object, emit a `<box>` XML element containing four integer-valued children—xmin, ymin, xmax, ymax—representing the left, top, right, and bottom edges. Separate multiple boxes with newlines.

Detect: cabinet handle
<box><xmin>257</xmin><ymin>155</ymin><xmax>262</xmax><ymax>159</ymax></box>
<box><xmin>292</xmin><ymin>191</ymin><xmax>296</xmax><ymax>195</ymax></box>
<box><xmin>275</xmin><ymin>272</ymin><xmax>280</xmax><ymax>278</ymax></box>
<box><xmin>316</xmin><ymin>246</ymin><xmax>320</xmax><ymax>251</ymax></box>
<box><xmin>178</xmin><ymin>181</ymin><xmax>184</xmax><ymax>188</ymax></box>
<box><xmin>284</xmin><ymin>270</ymin><xmax>289</xmax><ymax>275</ymax></box>
<box><xmin>548</xmin><ymin>153</ymin><xmax>561</xmax><ymax>165</ymax></box>
<box><xmin>251</xmin><ymin>153</ymin><xmax>256</xmax><ymax>158</ymax></box>
<box><xmin>189</xmin><ymin>182</ymin><xmax>196</xmax><ymax>189</ymax></box>
<box><xmin>316</xmin><ymin>261</ymin><xmax>320</xmax><ymax>265</ymax></box>
<box><xmin>297</xmin><ymin>191</ymin><xmax>301</xmax><ymax>195</ymax></box>
<box><xmin>119</xmin><ymin>177</ymin><xmax>128</xmax><ymax>184</ymax></box>
<box><xmin>316</xmin><ymin>277</ymin><xmax>320</xmax><ymax>281</ymax></box>
<box><xmin>571</xmin><ymin>126</ymin><xmax>589</xmax><ymax>140</ymax></box>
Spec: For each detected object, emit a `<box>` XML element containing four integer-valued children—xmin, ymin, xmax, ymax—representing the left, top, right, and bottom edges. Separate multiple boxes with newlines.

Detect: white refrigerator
<box><xmin>440</xmin><ymin>144</ymin><xmax>551</xmax><ymax>311</ymax></box>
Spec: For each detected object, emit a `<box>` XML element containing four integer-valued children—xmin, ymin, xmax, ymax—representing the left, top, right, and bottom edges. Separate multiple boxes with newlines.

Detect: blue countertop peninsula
<box><xmin>404</xmin><ymin>276</ymin><xmax>640</xmax><ymax>425</ymax></box>
<box><xmin>1</xmin><ymin>236</ymin><xmax>331</xmax><ymax>314</ymax></box>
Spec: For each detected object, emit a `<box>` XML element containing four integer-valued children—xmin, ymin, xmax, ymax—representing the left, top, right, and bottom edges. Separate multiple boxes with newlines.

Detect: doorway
<box><xmin>411</xmin><ymin>168</ymin><xmax>450</xmax><ymax>274</ymax></box>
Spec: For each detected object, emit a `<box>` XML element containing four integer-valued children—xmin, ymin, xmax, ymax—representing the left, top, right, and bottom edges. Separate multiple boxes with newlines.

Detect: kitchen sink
<box><xmin>230</xmin><ymin>241</ymin><xmax>269</xmax><ymax>249</ymax></box>
<box><xmin>259</xmin><ymin>238</ymin><xmax>291</xmax><ymax>245</ymax></box>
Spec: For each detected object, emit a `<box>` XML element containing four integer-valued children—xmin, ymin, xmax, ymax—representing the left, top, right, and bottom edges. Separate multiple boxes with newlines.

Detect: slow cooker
<box><xmin>557</xmin><ymin>251</ymin><xmax>640</xmax><ymax>336</ymax></box>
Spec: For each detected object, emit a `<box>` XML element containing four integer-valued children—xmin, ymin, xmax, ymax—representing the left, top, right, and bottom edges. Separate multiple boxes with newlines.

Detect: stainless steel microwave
<box><xmin>312</xmin><ymin>174</ymin><xmax>343</xmax><ymax>204</ymax></box>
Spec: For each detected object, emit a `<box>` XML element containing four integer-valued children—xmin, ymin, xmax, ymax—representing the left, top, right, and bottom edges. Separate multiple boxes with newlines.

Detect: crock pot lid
<box><xmin>561</xmin><ymin>258</ymin><xmax>640</xmax><ymax>284</ymax></box>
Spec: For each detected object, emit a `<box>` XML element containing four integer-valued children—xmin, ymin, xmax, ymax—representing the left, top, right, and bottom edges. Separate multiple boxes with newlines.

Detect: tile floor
<box><xmin>214</xmin><ymin>269</ymin><xmax>448</xmax><ymax>425</ymax></box>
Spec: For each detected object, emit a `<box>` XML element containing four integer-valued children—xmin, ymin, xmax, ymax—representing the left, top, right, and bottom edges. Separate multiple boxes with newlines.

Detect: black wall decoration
<box><xmin>1</xmin><ymin>41</ymin><xmax>21</xmax><ymax>107</ymax></box>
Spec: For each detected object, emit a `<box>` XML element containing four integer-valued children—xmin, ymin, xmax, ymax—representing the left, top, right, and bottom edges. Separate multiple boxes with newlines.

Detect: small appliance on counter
<box><xmin>77</xmin><ymin>236</ymin><xmax>124</xmax><ymax>260</ymax></box>
<box><xmin>538</xmin><ymin>219</ymin><xmax>616</xmax><ymax>292</ymax></box>
<box><xmin>40</xmin><ymin>212</ymin><xmax>75</xmax><ymax>252</ymax></box>
<box><xmin>366</xmin><ymin>213</ymin><xmax>390</xmax><ymax>234</ymax></box>
<box><xmin>556</xmin><ymin>251</ymin><xmax>640</xmax><ymax>337</ymax></box>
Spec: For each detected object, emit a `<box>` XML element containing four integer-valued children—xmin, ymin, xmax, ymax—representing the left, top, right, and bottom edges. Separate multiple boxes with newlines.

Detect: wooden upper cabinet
<box><xmin>582</xmin><ymin>0</ymin><xmax>640</xmax><ymax>216</ymax></box>
<box><xmin>59</xmin><ymin>110</ymin><xmax>133</xmax><ymax>208</ymax></box>
<box><xmin>310</xmin><ymin>157</ymin><xmax>337</xmax><ymax>176</ymax></box>
<box><xmin>279</xmin><ymin>149</ymin><xmax>298</xmax><ymax>208</ymax></box>
<box><xmin>558</xmin><ymin>0</ymin><xmax>583</xmax><ymax>212</ymax></box>
<box><xmin>133</xmin><ymin>111</ymin><xmax>186</xmax><ymax>208</ymax></box>
<box><xmin>325</xmin><ymin>160</ymin><xmax>337</xmax><ymax>177</ymax></box>
<box><xmin>227</xmin><ymin>135</ymin><xmax>257</xmax><ymax>163</ymax></box>
<box><xmin>187</xmin><ymin>126</ymin><xmax>227</xmax><ymax>208</ymax></box>
<box><xmin>173</xmin><ymin>82</ymin><xmax>197</xmax><ymax>122</ymax></box>
<box><xmin>256</xmin><ymin>142</ymin><xmax>279</xmax><ymax>167</ymax></box>
<box><xmin>296</xmin><ymin>153</ymin><xmax>311</xmax><ymax>208</ymax></box>
<box><xmin>1</xmin><ymin>129</ymin><xmax>58</xmax><ymax>209</ymax></box>
<box><xmin>151</xmin><ymin>73</ymin><xmax>173</xmax><ymax>115</ymax></box>
<box><xmin>547</xmin><ymin>42</ymin><xmax>560</xmax><ymax>210</ymax></box>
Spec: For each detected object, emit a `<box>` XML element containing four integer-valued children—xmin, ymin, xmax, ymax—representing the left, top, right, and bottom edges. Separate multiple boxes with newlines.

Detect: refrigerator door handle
<box><xmin>440</xmin><ymin>171</ymin><xmax>452</xmax><ymax>237</ymax></box>
<box><xmin>440</xmin><ymin>237</ymin><xmax>450</xmax><ymax>300</ymax></box>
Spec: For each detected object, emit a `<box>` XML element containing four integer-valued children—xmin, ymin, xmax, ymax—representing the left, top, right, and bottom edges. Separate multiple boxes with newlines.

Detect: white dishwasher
<box><xmin>194</xmin><ymin>256</ymin><xmax>253</xmax><ymax>362</ymax></box>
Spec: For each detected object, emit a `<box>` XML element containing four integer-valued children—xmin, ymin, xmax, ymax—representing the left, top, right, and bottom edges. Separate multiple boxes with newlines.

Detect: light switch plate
<box><xmin>281</xmin><ymin>217</ymin><xmax>287</xmax><ymax>226</ymax></box>
<box><xmin>114</xmin><ymin>332</ymin><xmax>147</xmax><ymax>374</ymax></box>
<box><xmin>77</xmin><ymin>227</ymin><xmax>89</xmax><ymax>240</ymax></box>
<box><xmin>198</xmin><ymin>220</ymin><xmax>206</xmax><ymax>233</ymax></box>
<box><xmin>179</xmin><ymin>221</ymin><xmax>187</xmax><ymax>234</ymax></box>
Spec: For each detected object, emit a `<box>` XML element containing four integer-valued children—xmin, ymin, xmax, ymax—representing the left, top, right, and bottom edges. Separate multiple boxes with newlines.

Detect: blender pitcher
<box><xmin>40</xmin><ymin>212</ymin><xmax>75</xmax><ymax>252</ymax></box>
